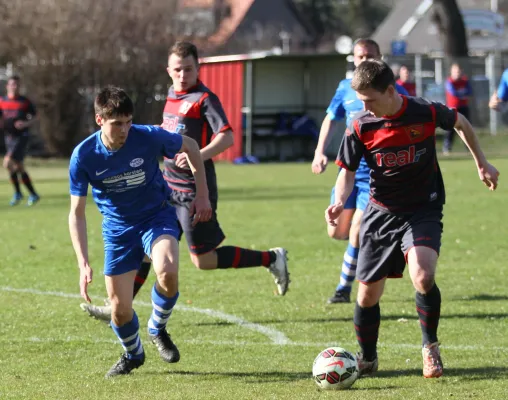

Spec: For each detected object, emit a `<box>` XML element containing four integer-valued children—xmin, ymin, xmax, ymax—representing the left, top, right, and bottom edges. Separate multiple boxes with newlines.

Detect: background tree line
<box><xmin>0</xmin><ymin>0</ymin><xmax>467</xmax><ymax>156</ymax></box>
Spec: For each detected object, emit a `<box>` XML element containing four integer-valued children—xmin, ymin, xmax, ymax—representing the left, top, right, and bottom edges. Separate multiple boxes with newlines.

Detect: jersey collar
<box><xmin>383</xmin><ymin>95</ymin><xmax>407</xmax><ymax>120</ymax></box>
<box><xmin>174</xmin><ymin>80</ymin><xmax>202</xmax><ymax>95</ymax></box>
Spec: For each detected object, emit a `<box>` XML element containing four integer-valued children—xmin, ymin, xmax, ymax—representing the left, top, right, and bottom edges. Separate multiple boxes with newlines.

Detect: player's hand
<box><xmin>2</xmin><ymin>155</ymin><xmax>11</xmax><ymax>169</ymax></box>
<box><xmin>14</xmin><ymin>120</ymin><xmax>27</xmax><ymax>130</ymax></box>
<box><xmin>175</xmin><ymin>153</ymin><xmax>190</xmax><ymax>169</ymax></box>
<box><xmin>478</xmin><ymin>162</ymin><xmax>500</xmax><ymax>191</ymax></box>
<box><xmin>312</xmin><ymin>152</ymin><xmax>328</xmax><ymax>174</ymax></box>
<box><xmin>79</xmin><ymin>263</ymin><xmax>93</xmax><ymax>303</ymax></box>
<box><xmin>489</xmin><ymin>94</ymin><xmax>501</xmax><ymax>110</ymax></box>
<box><xmin>325</xmin><ymin>204</ymin><xmax>344</xmax><ymax>226</ymax></box>
<box><xmin>190</xmin><ymin>195</ymin><xmax>212</xmax><ymax>226</ymax></box>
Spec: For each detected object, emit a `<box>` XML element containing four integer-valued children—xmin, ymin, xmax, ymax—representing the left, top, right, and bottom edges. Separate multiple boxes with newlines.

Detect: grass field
<box><xmin>0</xmin><ymin>149</ymin><xmax>507</xmax><ymax>399</ymax></box>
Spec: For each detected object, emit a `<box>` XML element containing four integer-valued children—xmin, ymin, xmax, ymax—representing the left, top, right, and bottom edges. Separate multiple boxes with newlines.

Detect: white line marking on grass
<box><xmin>0</xmin><ymin>286</ymin><xmax>291</xmax><ymax>345</ymax></box>
<box><xmin>1</xmin><ymin>337</ymin><xmax>507</xmax><ymax>353</ymax></box>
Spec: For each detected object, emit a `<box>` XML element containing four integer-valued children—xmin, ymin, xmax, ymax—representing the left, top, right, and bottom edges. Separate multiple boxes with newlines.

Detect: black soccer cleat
<box><xmin>149</xmin><ymin>329</ymin><xmax>180</xmax><ymax>363</ymax></box>
<box><xmin>327</xmin><ymin>290</ymin><xmax>351</xmax><ymax>304</ymax></box>
<box><xmin>105</xmin><ymin>353</ymin><xmax>145</xmax><ymax>378</ymax></box>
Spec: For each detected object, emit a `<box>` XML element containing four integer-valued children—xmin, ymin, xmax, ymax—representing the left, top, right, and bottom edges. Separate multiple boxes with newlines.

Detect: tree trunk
<box><xmin>431</xmin><ymin>0</ymin><xmax>469</xmax><ymax>58</ymax></box>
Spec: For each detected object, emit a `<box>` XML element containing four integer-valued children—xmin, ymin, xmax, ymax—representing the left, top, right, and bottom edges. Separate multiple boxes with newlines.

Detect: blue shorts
<box><xmin>330</xmin><ymin>184</ymin><xmax>369</xmax><ymax>211</ymax></box>
<box><xmin>102</xmin><ymin>204</ymin><xmax>180</xmax><ymax>276</ymax></box>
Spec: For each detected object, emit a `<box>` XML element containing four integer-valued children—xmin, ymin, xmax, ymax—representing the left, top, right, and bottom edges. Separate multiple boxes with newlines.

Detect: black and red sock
<box><xmin>133</xmin><ymin>261</ymin><xmax>151</xmax><ymax>297</ymax></box>
<box><xmin>216</xmin><ymin>246</ymin><xmax>276</xmax><ymax>269</ymax></box>
<box><xmin>416</xmin><ymin>283</ymin><xmax>441</xmax><ymax>345</ymax></box>
<box><xmin>10</xmin><ymin>172</ymin><xmax>21</xmax><ymax>193</ymax></box>
<box><xmin>21</xmin><ymin>172</ymin><xmax>36</xmax><ymax>195</ymax></box>
<box><xmin>354</xmin><ymin>302</ymin><xmax>380</xmax><ymax>361</ymax></box>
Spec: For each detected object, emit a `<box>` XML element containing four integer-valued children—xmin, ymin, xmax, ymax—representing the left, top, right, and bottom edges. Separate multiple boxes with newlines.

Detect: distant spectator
<box><xmin>444</xmin><ymin>63</ymin><xmax>472</xmax><ymax>155</ymax></box>
<box><xmin>396</xmin><ymin>65</ymin><xmax>416</xmax><ymax>96</ymax></box>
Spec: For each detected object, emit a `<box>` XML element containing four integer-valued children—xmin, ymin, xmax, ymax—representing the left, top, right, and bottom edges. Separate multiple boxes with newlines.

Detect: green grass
<box><xmin>0</xmin><ymin>149</ymin><xmax>507</xmax><ymax>399</ymax></box>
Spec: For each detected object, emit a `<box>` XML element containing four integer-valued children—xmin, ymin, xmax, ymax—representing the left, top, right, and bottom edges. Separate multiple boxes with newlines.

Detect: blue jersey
<box><xmin>497</xmin><ymin>69</ymin><xmax>508</xmax><ymax>101</ymax></box>
<box><xmin>327</xmin><ymin>79</ymin><xmax>409</xmax><ymax>184</ymax></box>
<box><xmin>69</xmin><ymin>124</ymin><xmax>183</xmax><ymax>226</ymax></box>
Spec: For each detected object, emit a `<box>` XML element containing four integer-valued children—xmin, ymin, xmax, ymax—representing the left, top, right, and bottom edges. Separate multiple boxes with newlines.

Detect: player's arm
<box><xmin>68</xmin><ymin>195</ymin><xmax>93</xmax><ymax>302</ymax></box>
<box><xmin>453</xmin><ymin>113</ymin><xmax>499</xmax><ymax>190</ymax></box>
<box><xmin>14</xmin><ymin>99</ymin><xmax>38</xmax><ymax>130</ymax></box>
<box><xmin>199</xmin><ymin>93</ymin><xmax>234</xmax><ymax>161</ymax></box>
<box><xmin>179</xmin><ymin>136</ymin><xmax>212</xmax><ymax>224</ymax></box>
<box><xmin>312</xmin><ymin>84</ymin><xmax>345</xmax><ymax>174</ymax></box>
<box><xmin>200</xmin><ymin>130</ymin><xmax>234</xmax><ymax>161</ymax></box>
<box><xmin>434</xmin><ymin>102</ymin><xmax>499</xmax><ymax>190</ymax></box>
<box><xmin>312</xmin><ymin>114</ymin><xmax>339</xmax><ymax>174</ymax></box>
<box><xmin>325</xmin><ymin>123</ymin><xmax>363</xmax><ymax>225</ymax></box>
<box><xmin>489</xmin><ymin>71</ymin><xmax>508</xmax><ymax>111</ymax></box>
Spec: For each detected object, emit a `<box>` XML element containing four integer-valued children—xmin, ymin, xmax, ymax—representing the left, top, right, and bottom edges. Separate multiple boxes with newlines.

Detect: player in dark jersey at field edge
<box><xmin>0</xmin><ymin>76</ymin><xmax>40</xmax><ymax>206</ymax></box>
<box><xmin>325</xmin><ymin>59</ymin><xmax>499</xmax><ymax>379</ymax></box>
<box><xmin>80</xmin><ymin>42</ymin><xmax>290</xmax><ymax>322</ymax></box>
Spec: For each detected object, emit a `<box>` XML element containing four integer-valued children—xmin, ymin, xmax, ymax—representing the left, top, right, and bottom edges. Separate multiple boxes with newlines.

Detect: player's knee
<box><xmin>191</xmin><ymin>255</ymin><xmax>215</xmax><ymax>270</ymax></box>
<box><xmin>357</xmin><ymin>291</ymin><xmax>379</xmax><ymax>308</ymax></box>
<box><xmin>328</xmin><ymin>226</ymin><xmax>348</xmax><ymax>241</ymax></box>
<box><xmin>110</xmin><ymin>303</ymin><xmax>133</xmax><ymax>326</ymax></box>
<box><xmin>357</xmin><ymin>283</ymin><xmax>383</xmax><ymax>307</ymax></box>
<box><xmin>156</xmin><ymin>268</ymin><xmax>178</xmax><ymax>286</ymax></box>
<box><xmin>412</xmin><ymin>273</ymin><xmax>435</xmax><ymax>294</ymax></box>
<box><xmin>349</xmin><ymin>219</ymin><xmax>361</xmax><ymax>239</ymax></box>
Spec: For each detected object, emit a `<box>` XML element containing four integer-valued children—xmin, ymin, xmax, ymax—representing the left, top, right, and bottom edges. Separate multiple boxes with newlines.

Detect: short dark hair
<box><xmin>353</xmin><ymin>38</ymin><xmax>381</xmax><ymax>56</ymax></box>
<box><xmin>7</xmin><ymin>75</ymin><xmax>20</xmax><ymax>83</ymax></box>
<box><xmin>170</xmin><ymin>41</ymin><xmax>199</xmax><ymax>65</ymax></box>
<box><xmin>94</xmin><ymin>86</ymin><xmax>134</xmax><ymax>119</ymax></box>
<box><xmin>351</xmin><ymin>59</ymin><xmax>396</xmax><ymax>93</ymax></box>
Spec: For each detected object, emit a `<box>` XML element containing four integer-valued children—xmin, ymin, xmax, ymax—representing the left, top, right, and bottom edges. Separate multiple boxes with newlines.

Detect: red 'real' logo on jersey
<box><xmin>376</xmin><ymin>145</ymin><xmax>426</xmax><ymax>167</ymax></box>
<box><xmin>162</xmin><ymin>116</ymin><xmax>185</xmax><ymax>134</ymax></box>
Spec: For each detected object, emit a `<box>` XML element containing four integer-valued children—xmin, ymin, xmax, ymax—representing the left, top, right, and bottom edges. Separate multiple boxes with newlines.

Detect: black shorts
<box><xmin>5</xmin><ymin>134</ymin><xmax>29</xmax><ymax>162</ymax></box>
<box><xmin>170</xmin><ymin>190</ymin><xmax>225</xmax><ymax>255</ymax></box>
<box><xmin>357</xmin><ymin>203</ymin><xmax>443</xmax><ymax>283</ymax></box>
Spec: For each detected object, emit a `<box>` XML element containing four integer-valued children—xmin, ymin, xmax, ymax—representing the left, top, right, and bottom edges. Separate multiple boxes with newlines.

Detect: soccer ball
<box><xmin>312</xmin><ymin>347</ymin><xmax>359</xmax><ymax>390</ymax></box>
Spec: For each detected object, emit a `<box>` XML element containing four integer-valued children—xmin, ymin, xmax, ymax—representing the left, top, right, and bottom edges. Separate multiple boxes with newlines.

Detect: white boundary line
<box><xmin>0</xmin><ymin>286</ymin><xmax>292</xmax><ymax>345</ymax></box>
<box><xmin>2</xmin><ymin>286</ymin><xmax>507</xmax><ymax>352</ymax></box>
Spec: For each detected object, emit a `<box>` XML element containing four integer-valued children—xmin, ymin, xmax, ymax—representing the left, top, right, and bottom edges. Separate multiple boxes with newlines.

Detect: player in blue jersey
<box><xmin>68</xmin><ymin>86</ymin><xmax>212</xmax><ymax>378</ymax></box>
<box><xmin>489</xmin><ymin>68</ymin><xmax>508</xmax><ymax>111</ymax></box>
<box><xmin>312</xmin><ymin>39</ymin><xmax>409</xmax><ymax>304</ymax></box>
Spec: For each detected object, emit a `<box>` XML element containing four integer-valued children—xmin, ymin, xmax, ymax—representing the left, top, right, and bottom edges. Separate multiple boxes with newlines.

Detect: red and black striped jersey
<box><xmin>336</xmin><ymin>96</ymin><xmax>457</xmax><ymax>213</ymax></box>
<box><xmin>0</xmin><ymin>95</ymin><xmax>36</xmax><ymax>136</ymax></box>
<box><xmin>161</xmin><ymin>81</ymin><xmax>231</xmax><ymax>197</ymax></box>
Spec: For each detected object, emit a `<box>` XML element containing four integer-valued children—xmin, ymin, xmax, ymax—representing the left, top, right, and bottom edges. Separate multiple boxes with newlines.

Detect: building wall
<box><xmin>200</xmin><ymin>61</ymin><xmax>244</xmax><ymax>161</ymax></box>
<box><xmin>251</xmin><ymin>56</ymin><xmax>347</xmax><ymax>156</ymax></box>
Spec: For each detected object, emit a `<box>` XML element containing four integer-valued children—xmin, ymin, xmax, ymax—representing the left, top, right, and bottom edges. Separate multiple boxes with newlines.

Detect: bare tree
<box><xmin>0</xmin><ymin>0</ymin><xmax>178</xmax><ymax>156</ymax></box>
<box><xmin>431</xmin><ymin>0</ymin><xmax>469</xmax><ymax>58</ymax></box>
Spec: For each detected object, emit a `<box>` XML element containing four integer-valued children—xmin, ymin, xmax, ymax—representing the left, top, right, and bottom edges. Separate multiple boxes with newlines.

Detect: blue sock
<box><xmin>148</xmin><ymin>285</ymin><xmax>179</xmax><ymax>336</ymax></box>
<box><xmin>336</xmin><ymin>243</ymin><xmax>359</xmax><ymax>293</ymax></box>
<box><xmin>110</xmin><ymin>311</ymin><xmax>144</xmax><ymax>360</ymax></box>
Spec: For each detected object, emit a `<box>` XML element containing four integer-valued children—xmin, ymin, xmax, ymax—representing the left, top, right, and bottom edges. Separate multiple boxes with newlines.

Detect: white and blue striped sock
<box><xmin>336</xmin><ymin>243</ymin><xmax>359</xmax><ymax>293</ymax></box>
<box><xmin>110</xmin><ymin>311</ymin><xmax>144</xmax><ymax>360</ymax></box>
<box><xmin>148</xmin><ymin>285</ymin><xmax>179</xmax><ymax>336</ymax></box>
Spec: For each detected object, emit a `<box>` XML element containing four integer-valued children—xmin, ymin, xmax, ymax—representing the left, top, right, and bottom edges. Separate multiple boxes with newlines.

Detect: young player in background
<box><xmin>444</xmin><ymin>63</ymin><xmax>472</xmax><ymax>154</ymax></box>
<box><xmin>0</xmin><ymin>76</ymin><xmax>40</xmax><ymax>206</ymax></box>
<box><xmin>326</xmin><ymin>59</ymin><xmax>499</xmax><ymax>379</ymax></box>
<box><xmin>69</xmin><ymin>86</ymin><xmax>212</xmax><ymax>377</ymax></box>
<box><xmin>396</xmin><ymin>65</ymin><xmax>416</xmax><ymax>96</ymax></box>
<box><xmin>80</xmin><ymin>42</ymin><xmax>290</xmax><ymax>323</ymax></box>
<box><xmin>312</xmin><ymin>39</ymin><xmax>408</xmax><ymax>304</ymax></box>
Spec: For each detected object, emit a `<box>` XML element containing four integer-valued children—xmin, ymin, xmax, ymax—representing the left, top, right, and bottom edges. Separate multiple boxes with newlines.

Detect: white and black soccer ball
<box><xmin>312</xmin><ymin>347</ymin><xmax>359</xmax><ymax>390</ymax></box>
